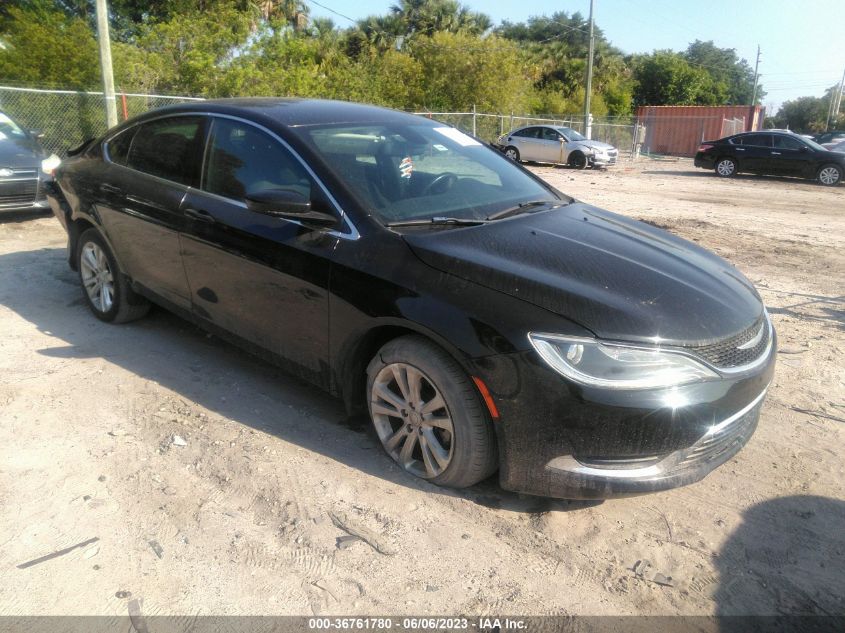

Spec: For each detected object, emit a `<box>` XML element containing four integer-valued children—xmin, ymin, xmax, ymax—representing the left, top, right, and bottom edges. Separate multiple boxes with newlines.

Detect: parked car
<box><xmin>47</xmin><ymin>99</ymin><xmax>775</xmax><ymax>500</ymax></box>
<box><xmin>694</xmin><ymin>130</ymin><xmax>844</xmax><ymax>186</ymax></box>
<box><xmin>495</xmin><ymin>125</ymin><xmax>618</xmax><ymax>169</ymax></box>
<box><xmin>0</xmin><ymin>110</ymin><xmax>58</xmax><ymax>213</ymax></box>
<box><xmin>814</xmin><ymin>130</ymin><xmax>845</xmax><ymax>145</ymax></box>
<box><xmin>826</xmin><ymin>139</ymin><xmax>845</xmax><ymax>154</ymax></box>
<box><xmin>821</xmin><ymin>135</ymin><xmax>845</xmax><ymax>150</ymax></box>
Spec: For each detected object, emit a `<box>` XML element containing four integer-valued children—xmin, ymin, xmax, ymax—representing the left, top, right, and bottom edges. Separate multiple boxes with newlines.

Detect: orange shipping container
<box><xmin>636</xmin><ymin>105</ymin><xmax>764</xmax><ymax>157</ymax></box>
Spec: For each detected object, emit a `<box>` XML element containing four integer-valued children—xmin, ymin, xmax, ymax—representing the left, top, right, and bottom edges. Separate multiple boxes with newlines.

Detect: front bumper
<box><xmin>468</xmin><ymin>331</ymin><xmax>776</xmax><ymax>499</ymax></box>
<box><xmin>590</xmin><ymin>153</ymin><xmax>618</xmax><ymax>166</ymax></box>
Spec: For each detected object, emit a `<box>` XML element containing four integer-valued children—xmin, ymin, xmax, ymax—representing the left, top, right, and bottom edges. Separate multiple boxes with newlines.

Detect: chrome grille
<box><xmin>0</xmin><ymin>169</ymin><xmax>40</xmax><ymax>207</ymax></box>
<box><xmin>677</xmin><ymin>401</ymin><xmax>761</xmax><ymax>469</ymax></box>
<box><xmin>685</xmin><ymin>315</ymin><xmax>770</xmax><ymax>369</ymax></box>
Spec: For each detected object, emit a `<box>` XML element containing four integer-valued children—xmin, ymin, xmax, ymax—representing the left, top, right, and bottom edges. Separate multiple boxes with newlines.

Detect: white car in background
<box><xmin>496</xmin><ymin>125</ymin><xmax>618</xmax><ymax>169</ymax></box>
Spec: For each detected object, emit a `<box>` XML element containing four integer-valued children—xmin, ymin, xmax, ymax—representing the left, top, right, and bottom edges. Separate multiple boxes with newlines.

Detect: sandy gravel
<box><xmin>0</xmin><ymin>158</ymin><xmax>843</xmax><ymax>619</ymax></box>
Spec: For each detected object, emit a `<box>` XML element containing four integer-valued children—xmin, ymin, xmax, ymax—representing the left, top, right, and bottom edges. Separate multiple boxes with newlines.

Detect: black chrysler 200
<box><xmin>47</xmin><ymin>99</ymin><xmax>775</xmax><ymax>499</ymax></box>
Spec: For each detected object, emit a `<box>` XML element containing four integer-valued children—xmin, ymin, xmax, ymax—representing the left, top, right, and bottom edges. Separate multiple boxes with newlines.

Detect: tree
<box><xmin>632</xmin><ymin>50</ymin><xmax>715</xmax><ymax>106</ymax></box>
<box><xmin>684</xmin><ymin>40</ymin><xmax>763</xmax><ymax>105</ymax></box>
<box><xmin>770</xmin><ymin>89</ymin><xmax>843</xmax><ymax>133</ymax></box>
<box><xmin>0</xmin><ymin>6</ymin><xmax>100</xmax><ymax>89</ymax></box>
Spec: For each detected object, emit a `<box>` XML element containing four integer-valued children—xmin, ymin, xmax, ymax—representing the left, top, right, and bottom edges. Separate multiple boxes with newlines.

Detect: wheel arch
<box><xmin>337</xmin><ymin>319</ymin><xmax>477</xmax><ymax>419</ymax></box>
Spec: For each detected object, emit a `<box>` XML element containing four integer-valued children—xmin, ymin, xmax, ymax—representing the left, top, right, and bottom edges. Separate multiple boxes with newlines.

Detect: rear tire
<box><xmin>715</xmin><ymin>157</ymin><xmax>738</xmax><ymax>178</ymax></box>
<box><xmin>817</xmin><ymin>163</ymin><xmax>842</xmax><ymax>186</ymax></box>
<box><xmin>77</xmin><ymin>228</ymin><xmax>149</xmax><ymax>323</ymax></box>
<box><xmin>504</xmin><ymin>146</ymin><xmax>520</xmax><ymax>162</ymax></box>
<box><xmin>366</xmin><ymin>335</ymin><xmax>498</xmax><ymax>489</ymax></box>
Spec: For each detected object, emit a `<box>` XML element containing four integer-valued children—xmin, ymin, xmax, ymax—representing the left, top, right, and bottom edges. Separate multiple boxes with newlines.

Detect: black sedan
<box><xmin>0</xmin><ymin>110</ymin><xmax>57</xmax><ymax>212</ymax></box>
<box><xmin>47</xmin><ymin>99</ymin><xmax>776</xmax><ymax>499</ymax></box>
<box><xmin>694</xmin><ymin>130</ymin><xmax>844</xmax><ymax>186</ymax></box>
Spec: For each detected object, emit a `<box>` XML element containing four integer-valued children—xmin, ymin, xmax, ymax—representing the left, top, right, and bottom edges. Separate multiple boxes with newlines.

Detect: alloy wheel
<box><xmin>505</xmin><ymin>148</ymin><xmax>519</xmax><ymax>161</ymax></box>
<box><xmin>716</xmin><ymin>159</ymin><xmax>736</xmax><ymax>176</ymax></box>
<box><xmin>80</xmin><ymin>242</ymin><xmax>115</xmax><ymax>313</ymax></box>
<box><xmin>819</xmin><ymin>166</ymin><xmax>841</xmax><ymax>186</ymax></box>
<box><xmin>370</xmin><ymin>362</ymin><xmax>454</xmax><ymax>479</ymax></box>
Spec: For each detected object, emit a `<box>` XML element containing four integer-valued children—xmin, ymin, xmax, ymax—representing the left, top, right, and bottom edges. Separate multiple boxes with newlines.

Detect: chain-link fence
<box><xmin>0</xmin><ymin>86</ymin><xmax>204</xmax><ymax>156</ymax></box>
<box><xmin>413</xmin><ymin>111</ymin><xmax>639</xmax><ymax>157</ymax></box>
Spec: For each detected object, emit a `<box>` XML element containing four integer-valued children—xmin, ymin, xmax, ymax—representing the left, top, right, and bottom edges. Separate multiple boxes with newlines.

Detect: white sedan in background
<box><xmin>496</xmin><ymin>125</ymin><xmax>618</xmax><ymax>169</ymax></box>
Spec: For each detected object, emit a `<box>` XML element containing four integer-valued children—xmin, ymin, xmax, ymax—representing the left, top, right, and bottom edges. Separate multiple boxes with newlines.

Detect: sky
<box><xmin>305</xmin><ymin>0</ymin><xmax>845</xmax><ymax>115</ymax></box>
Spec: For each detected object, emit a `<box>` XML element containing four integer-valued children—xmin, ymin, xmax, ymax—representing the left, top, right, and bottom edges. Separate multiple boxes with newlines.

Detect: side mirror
<box><xmin>29</xmin><ymin>129</ymin><xmax>45</xmax><ymax>140</ymax></box>
<box><xmin>245</xmin><ymin>189</ymin><xmax>337</xmax><ymax>228</ymax></box>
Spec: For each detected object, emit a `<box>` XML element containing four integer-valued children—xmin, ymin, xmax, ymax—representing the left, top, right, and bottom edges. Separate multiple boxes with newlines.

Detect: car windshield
<box><xmin>0</xmin><ymin>112</ymin><xmax>27</xmax><ymax>140</ymax></box>
<box><xmin>293</xmin><ymin>122</ymin><xmax>562</xmax><ymax>225</ymax></box>
<box><xmin>555</xmin><ymin>127</ymin><xmax>586</xmax><ymax>141</ymax></box>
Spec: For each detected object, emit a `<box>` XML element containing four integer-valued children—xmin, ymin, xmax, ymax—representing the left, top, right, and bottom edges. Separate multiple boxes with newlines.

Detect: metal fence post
<box><xmin>472</xmin><ymin>104</ymin><xmax>477</xmax><ymax>137</ymax></box>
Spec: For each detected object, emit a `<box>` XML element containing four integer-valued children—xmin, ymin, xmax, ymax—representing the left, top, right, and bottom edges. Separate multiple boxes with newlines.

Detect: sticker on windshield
<box><xmin>433</xmin><ymin>127</ymin><xmax>481</xmax><ymax>147</ymax></box>
<box><xmin>399</xmin><ymin>156</ymin><xmax>414</xmax><ymax>179</ymax></box>
<box><xmin>432</xmin><ymin>144</ymin><xmax>448</xmax><ymax>152</ymax></box>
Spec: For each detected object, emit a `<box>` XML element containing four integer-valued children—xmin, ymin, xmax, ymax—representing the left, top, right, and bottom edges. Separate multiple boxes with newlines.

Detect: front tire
<box><xmin>817</xmin><ymin>164</ymin><xmax>842</xmax><ymax>186</ymax></box>
<box><xmin>366</xmin><ymin>335</ymin><xmax>498</xmax><ymax>489</ymax></box>
<box><xmin>504</xmin><ymin>146</ymin><xmax>520</xmax><ymax>162</ymax></box>
<box><xmin>715</xmin><ymin>157</ymin><xmax>738</xmax><ymax>177</ymax></box>
<box><xmin>568</xmin><ymin>151</ymin><xmax>588</xmax><ymax>169</ymax></box>
<box><xmin>77</xmin><ymin>228</ymin><xmax>149</xmax><ymax>323</ymax></box>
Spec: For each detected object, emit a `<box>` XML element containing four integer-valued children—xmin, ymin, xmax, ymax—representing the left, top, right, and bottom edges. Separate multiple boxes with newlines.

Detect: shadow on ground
<box><xmin>714</xmin><ymin>495</ymin><xmax>845</xmax><ymax>630</ymax></box>
<box><xmin>0</xmin><ymin>245</ymin><xmax>598</xmax><ymax>514</ymax></box>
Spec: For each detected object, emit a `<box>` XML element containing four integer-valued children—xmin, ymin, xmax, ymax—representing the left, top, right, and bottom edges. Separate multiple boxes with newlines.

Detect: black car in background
<box><xmin>694</xmin><ymin>130</ymin><xmax>844</xmax><ymax>186</ymax></box>
<box><xmin>0</xmin><ymin>110</ymin><xmax>58</xmax><ymax>212</ymax></box>
<box><xmin>47</xmin><ymin>99</ymin><xmax>775</xmax><ymax>499</ymax></box>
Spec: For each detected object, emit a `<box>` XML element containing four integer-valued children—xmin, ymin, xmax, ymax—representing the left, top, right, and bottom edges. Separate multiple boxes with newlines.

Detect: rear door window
<box><xmin>773</xmin><ymin>135</ymin><xmax>805</xmax><ymax>150</ymax></box>
<box><xmin>513</xmin><ymin>127</ymin><xmax>540</xmax><ymax>139</ymax></box>
<box><xmin>127</xmin><ymin>116</ymin><xmax>204</xmax><ymax>186</ymax></box>
<box><xmin>739</xmin><ymin>134</ymin><xmax>773</xmax><ymax>147</ymax></box>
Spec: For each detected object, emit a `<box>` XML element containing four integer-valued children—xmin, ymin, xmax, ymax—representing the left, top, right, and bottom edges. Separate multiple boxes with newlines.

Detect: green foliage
<box><xmin>0</xmin><ymin>6</ymin><xmax>100</xmax><ymax>89</ymax></box>
<box><xmin>0</xmin><ymin>0</ymin><xmax>807</xmax><ymax>122</ymax></box>
<box><xmin>770</xmin><ymin>90</ymin><xmax>843</xmax><ymax>133</ymax></box>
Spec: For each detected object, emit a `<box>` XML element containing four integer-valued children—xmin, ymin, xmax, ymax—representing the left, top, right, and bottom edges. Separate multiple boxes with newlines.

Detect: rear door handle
<box><xmin>99</xmin><ymin>183</ymin><xmax>122</xmax><ymax>194</ymax></box>
<box><xmin>771</xmin><ymin>151</ymin><xmax>782</xmax><ymax>155</ymax></box>
<box><xmin>184</xmin><ymin>207</ymin><xmax>216</xmax><ymax>223</ymax></box>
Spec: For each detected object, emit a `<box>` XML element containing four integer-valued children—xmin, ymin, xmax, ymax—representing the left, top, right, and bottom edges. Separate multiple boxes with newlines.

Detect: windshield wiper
<box><xmin>485</xmin><ymin>200</ymin><xmax>564</xmax><ymax>222</ymax></box>
<box><xmin>385</xmin><ymin>216</ymin><xmax>490</xmax><ymax>228</ymax></box>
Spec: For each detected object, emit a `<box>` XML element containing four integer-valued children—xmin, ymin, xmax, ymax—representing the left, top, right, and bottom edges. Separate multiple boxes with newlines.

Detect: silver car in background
<box><xmin>495</xmin><ymin>125</ymin><xmax>618</xmax><ymax>169</ymax></box>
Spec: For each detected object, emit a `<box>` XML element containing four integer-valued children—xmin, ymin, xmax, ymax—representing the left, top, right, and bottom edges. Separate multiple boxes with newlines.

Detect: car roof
<box><xmin>132</xmin><ymin>98</ymin><xmax>423</xmax><ymax>128</ymax></box>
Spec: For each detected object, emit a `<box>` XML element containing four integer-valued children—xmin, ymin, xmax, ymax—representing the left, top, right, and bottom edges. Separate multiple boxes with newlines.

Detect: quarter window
<box><xmin>126</xmin><ymin>116</ymin><xmax>203</xmax><ymax>186</ymax></box>
<box><xmin>105</xmin><ymin>127</ymin><xmax>137</xmax><ymax>166</ymax></box>
<box><xmin>202</xmin><ymin>118</ymin><xmax>312</xmax><ymax>201</ymax></box>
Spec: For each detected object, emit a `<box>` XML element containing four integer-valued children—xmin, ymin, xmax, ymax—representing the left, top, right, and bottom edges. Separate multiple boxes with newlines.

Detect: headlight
<box><xmin>528</xmin><ymin>333</ymin><xmax>718</xmax><ymax>390</ymax></box>
<box><xmin>41</xmin><ymin>154</ymin><xmax>61</xmax><ymax>176</ymax></box>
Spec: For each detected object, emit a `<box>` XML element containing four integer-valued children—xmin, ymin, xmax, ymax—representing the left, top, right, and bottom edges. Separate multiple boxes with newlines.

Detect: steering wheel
<box><xmin>422</xmin><ymin>172</ymin><xmax>458</xmax><ymax>196</ymax></box>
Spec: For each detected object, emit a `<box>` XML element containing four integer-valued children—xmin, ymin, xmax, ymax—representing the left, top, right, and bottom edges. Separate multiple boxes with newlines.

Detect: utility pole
<box><xmin>95</xmin><ymin>0</ymin><xmax>118</xmax><ymax>128</ymax></box>
<box><xmin>583</xmin><ymin>0</ymin><xmax>595</xmax><ymax>139</ymax></box>
<box><xmin>751</xmin><ymin>45</ymin><xmax>761</xmax><ymax>105</ymax></box>
<box><xmin>826</xmin><ymin>67</ymin><xmax>845</xmax><ymax>131</ymax></box>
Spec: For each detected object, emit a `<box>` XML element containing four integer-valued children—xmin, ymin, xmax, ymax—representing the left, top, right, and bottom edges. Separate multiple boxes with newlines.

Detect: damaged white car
<box><xmin>496</xmin><ymin>125</ymin><xmax>618</xmax><ymax>169</ymax></box>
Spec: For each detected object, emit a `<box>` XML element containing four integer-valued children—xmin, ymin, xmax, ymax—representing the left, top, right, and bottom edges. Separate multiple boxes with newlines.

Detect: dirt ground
<box><xmin>1</xmin><ymin>158</ymin><xmax>843</xmax><ymax>619</ymax></box>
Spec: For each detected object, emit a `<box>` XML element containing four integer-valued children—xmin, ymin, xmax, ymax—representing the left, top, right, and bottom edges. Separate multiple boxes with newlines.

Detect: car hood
<box><xmin>403</xmin><ymin>203</ymin><xmax>763</xmax><ymax>345</ymax></box>
<box><xmin>0</xmin><ymin>136</ymin><xmax>44</xmax><ymax>168</ymax></box>
<box><xmin>570</xmin><ymin>140</ymin><xmax>615</xmax><ymax>152</ymax></box>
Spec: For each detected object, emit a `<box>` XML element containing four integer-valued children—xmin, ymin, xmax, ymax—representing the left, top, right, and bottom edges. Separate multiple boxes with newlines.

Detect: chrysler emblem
<box><xmin>0</xmin><ymin>168</ymin><xmax>14</xmax><ymax>178</ymax></box>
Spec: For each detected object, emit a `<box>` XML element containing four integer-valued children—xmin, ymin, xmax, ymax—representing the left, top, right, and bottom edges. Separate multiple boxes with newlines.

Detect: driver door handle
<box><xmin>771</xmin><ymin>151</ymin><xmax>782</xmax><ymax>155</ymax></box>
<box><xmin>184</xmin><ymin>208</ymin><xmax>215</xmax><ymax>223</ymax></box>
<box><xmin>99</xmin><ymin>183</ymin><xmax>122</xmax><ymax>195</ymax></box>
